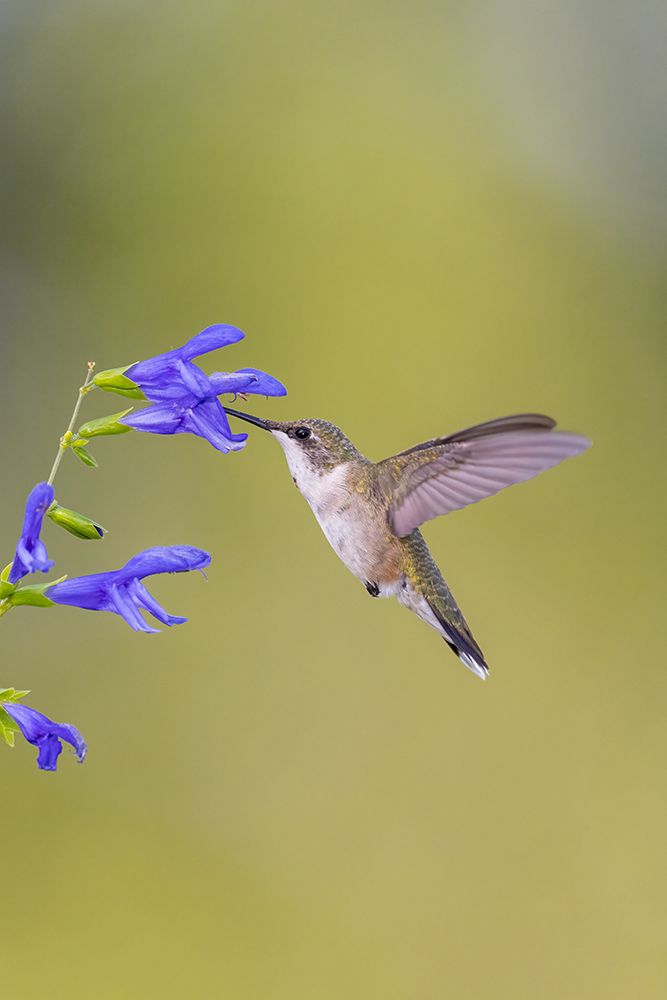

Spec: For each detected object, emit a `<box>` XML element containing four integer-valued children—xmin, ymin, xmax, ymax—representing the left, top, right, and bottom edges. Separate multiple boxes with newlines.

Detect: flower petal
<box><xmin>234</xmin><ymin>367</ymin><xmax>287</xmax><ymax>397</ymax></box>
<box><xmin>36</xmin><ymin>735</ymin><xmax>63</xmax><ymax>771</ymax></box>
<box><xmin>185</xmin><ymin>399</ymin><xmax>248</xmax><ymax>452</ymax></box>
<box><xmin>179</xmin><ymin>324</ymin><xmax>245</xmax><ymax>360</ymax></box>
<box><xmin>128</xmin><ymin>579</ymin><xmax>188</xmax><ymax>627</ymax></box>
<box><xmin>108</xmin><ymin>582</ymin><xmax>159</xmax><ymax>633</ymax></box>
<box><xmin>47</xmin><ymin>573</ymin><xmax>112</xmax><ymax>611</ymax></box>
<box><xmin>120</xmin><ymin>402</ymin><xmax>185</xmax><ymax>435</ymax></box>
<box><xmin>119</xmin><ymin>546</ymin><xmax>212</xmax><ymax>581</ymax></box>
<box><xmin>207</xmin><ymin>372</ymin><xmax>260</xmax><ymax>396</ymax></box>
<box><xmin>176</xmin><ymin>359</ymin><xmax>214</xmax><ymax>398</ymax></box>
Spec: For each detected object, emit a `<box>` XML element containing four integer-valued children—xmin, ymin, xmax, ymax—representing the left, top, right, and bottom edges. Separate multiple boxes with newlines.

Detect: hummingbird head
<box><xmin>223</xmin><ymin>408</ymin><xmax>365</xmax><ymax>483</ymax></box>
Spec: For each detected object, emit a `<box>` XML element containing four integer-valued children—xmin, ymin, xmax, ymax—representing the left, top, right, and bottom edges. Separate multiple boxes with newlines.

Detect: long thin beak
<box><xmin>223</xmin><ymin>406</ymin><xmax>274</xmax><ymax>432</ymax></box>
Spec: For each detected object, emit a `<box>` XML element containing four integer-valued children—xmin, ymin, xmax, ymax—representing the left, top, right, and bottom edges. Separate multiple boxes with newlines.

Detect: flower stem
<box><xmin>47</xmin><ymin>362</ymin><xmax>97</xmax><ymax>487</ymax></box>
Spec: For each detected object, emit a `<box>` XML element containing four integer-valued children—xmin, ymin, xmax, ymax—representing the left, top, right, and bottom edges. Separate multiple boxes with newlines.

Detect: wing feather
<box><xmin>382</xmin><ymin>418</ymin><xmax>590</xmax><ymax>537</ymax></box>
<box><xmin>395</xmin><ymin>413</ymin><xmax>558</xmax><ymax>457</ymax></box>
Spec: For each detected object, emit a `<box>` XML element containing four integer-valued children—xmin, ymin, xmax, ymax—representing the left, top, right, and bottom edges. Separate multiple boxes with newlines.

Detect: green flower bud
<box><xmin>47</xmin><ymin>502</ymin><xmax>106</xmax><ymax>540</ymax></box>
<box><xmin>93</xmin><ymin>367</ymin><xmax>146</xmax><ymax>400</ymax></box>
<box><xmin>77</xmin><ymin>409</ymin><xmax>133</xmax><ymax>439</ymax></box>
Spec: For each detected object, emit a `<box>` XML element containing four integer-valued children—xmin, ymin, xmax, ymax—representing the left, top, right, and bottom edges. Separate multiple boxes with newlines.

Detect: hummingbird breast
<box><xmin>296</xmin><ymin>462</ymin><xmax>404</xmax><ymax>592</ymax></box>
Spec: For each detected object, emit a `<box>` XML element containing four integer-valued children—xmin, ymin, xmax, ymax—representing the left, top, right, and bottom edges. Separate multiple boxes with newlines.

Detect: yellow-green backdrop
<box><xmin>1</xmin><ymin>3</ymin><xmax>665</xmax><ymax>998</ymax></box>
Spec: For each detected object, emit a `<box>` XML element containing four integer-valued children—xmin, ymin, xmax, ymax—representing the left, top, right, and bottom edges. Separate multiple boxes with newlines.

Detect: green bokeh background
<box><xmin>1</xmin><ymin>3</ymin><xmax>665</xmax><ymax>998</ymax></box>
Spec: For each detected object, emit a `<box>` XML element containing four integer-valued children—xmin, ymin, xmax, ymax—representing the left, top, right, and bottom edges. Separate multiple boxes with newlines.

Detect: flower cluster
<box><xmin>2</xmin><ymin>325</ymin><xmax>285</xmax><ymax>770</ymax></box>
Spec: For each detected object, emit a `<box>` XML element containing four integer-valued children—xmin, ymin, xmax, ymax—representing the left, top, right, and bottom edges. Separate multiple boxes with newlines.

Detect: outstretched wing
<box><xmin>378</xmin><ymin>414</ymin><xmax>590</xmax><ymax>538</ymax></box>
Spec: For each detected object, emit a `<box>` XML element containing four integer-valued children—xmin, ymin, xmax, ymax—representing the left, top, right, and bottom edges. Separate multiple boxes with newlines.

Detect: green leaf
<box><xmin>72</xmin><ymin>445</ymin><xmax>99</xmax><ymax>468</ymax></box>
<box><xmin>0</xmin><ymin>579</ymin><xmax>16</xmax><ymax>600</ymax></box>
<box><xmin>1</xmin><ymin>563</ymin><xmax>13</xmax><ymax>583</ymax></box>
<box><xmin>0</xmin><ymin>688</ymin><xmax>30</xmax><ymax>703</ymax></box>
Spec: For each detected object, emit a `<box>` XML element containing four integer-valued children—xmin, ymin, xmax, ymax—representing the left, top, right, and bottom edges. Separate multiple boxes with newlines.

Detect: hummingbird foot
<box><xmin>365</xmin><ymin>580</ymin><xmax>380</xmax><ymax>598</ymax></box>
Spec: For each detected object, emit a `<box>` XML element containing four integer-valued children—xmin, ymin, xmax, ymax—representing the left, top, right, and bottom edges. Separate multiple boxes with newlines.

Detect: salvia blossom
<box><xmin>8</xmin><ymin>482</ymin><xmax>55</xmax><ymax>584</ymax></box>
<box><xmin>95</xmin><ymin>325</ymin><xmax>286</xmax><ymax>452</ymax></box>
<box><xmin>119</xmin><ymin>367</ymin><xmax>252</xmax><ymax>453</ymax></box>
<box><xmin>2</xmin><ymin>702</ymin><xmax>86</xmax><ymax>772</ymax></box>
<box><xmin>122</xmin><ymin>325</ymin><xmax>248</xmax><ymax>402</ymax></box>
<box><xmin>45</xmin><ymin>545</ymin><xmax>211</xmax><ymax>633</ymax></box>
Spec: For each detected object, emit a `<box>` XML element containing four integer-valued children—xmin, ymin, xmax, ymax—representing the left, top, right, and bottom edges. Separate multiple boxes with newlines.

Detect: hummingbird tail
<box><xmin>399</xmin><ymin>532</ymin><xmax>489</xmax><ymax>678</ymax></box>
<box><xmin>425</xmin><ymin>595</ymin><xmax>489</xmax><ymax>680</ymax></box>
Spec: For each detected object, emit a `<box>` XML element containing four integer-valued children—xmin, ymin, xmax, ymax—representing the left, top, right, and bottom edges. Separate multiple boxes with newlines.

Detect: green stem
<box><xmin>47</xmin><ymin>362</ymin><xmax>97</xmax><ymax>487</ymax></box>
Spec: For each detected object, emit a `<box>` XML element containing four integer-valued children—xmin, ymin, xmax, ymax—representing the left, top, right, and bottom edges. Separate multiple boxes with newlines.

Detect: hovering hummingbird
<box><xmin>224</xmin><ymin>407</ymin><xmax>590</xmax><ymax>679</ymax></box>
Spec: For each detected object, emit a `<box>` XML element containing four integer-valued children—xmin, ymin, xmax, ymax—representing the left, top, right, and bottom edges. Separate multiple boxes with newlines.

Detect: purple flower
<box><xmin>120</xmin><ymin>362</ymin><xmax>251</xmax><ymax>453</ymax></box>
<box><xmin>46</xmin><ymin>545</ymin><xmax>211</xmax><ymax>633</ymax></box>
<box><xmin>124</xmin><ymin>325</ymin><xmax>287</xmax><ymax>405</ymax></box>
<box><xmin>8</xmin><ymin>482</ymin><xmax>55</xmax><ymax>584</ymax></box>
<box><xmin>96</xmin><ymin>325</ymin><xmax>286</xmax><ymax>452</ymax></box>
<box><xmin>125</xmin><ymin>325</ymin><xmax>247</xmax><ymax>402</ymax></box>
<box><xmin>2</xmin><ymin>702</ymin><xmax>86</xmax><ymax>772</ymax></box>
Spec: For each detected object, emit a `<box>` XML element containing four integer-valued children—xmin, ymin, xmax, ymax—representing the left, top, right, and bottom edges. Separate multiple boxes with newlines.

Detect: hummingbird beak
<box><xmin>223</xmin><ymin>406</ymin><xmax>276</xmax><ymax>432</ymax></box>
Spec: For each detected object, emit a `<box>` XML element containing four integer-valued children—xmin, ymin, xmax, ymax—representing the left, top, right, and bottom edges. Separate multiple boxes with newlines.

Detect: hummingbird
<box><xmin>224</xmin><ymin>406</ymin><xmax>590</xmax><ymax>679</ymax></box>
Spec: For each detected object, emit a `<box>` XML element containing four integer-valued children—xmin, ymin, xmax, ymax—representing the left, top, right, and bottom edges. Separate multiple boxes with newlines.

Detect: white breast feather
<box><xmin>272</xmin><ymin>432</ymin><xmax>373</xmax><ymax>582</ymax></box>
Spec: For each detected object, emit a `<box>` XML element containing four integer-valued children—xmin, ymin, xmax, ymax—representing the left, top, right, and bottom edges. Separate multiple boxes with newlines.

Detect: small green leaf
<box><xmin>0</xmin><ymin>688</ymin><xmax>29</xmax><ymax>702</ymax></box>
<box><xmin>0</xmin><ymin>579</ymin><xmax>16</xmax><ymax>600</ymax></box>
<box><xmin>78</xmin><ymin>409</ymin><xmax>134</xmax><ymax>438</ymax></box>
<box><xmin>72</xmin><ymin>445</ymin><xmax>98</xmax><ymax>468</ymax></box>
<box><xmin>1</xmin><ymin>564</ymin><xmax>13</xmax><ymax>583</ymax></box>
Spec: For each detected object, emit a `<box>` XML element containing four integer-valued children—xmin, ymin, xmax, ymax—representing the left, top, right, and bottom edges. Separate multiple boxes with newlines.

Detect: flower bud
<box><xmin>78</xmin><ymin>409</ymin><xmax>133</xmax><ymax>439</ymax></box>
<box><xmin>47</xmin><ymin>502</ymin><xmax>106</xmax><ymax>540</ymax></box>
<box><xmin>93</xmin><ymin>367</ymin><xmax>146</xmax><ymax>400</ymax></box>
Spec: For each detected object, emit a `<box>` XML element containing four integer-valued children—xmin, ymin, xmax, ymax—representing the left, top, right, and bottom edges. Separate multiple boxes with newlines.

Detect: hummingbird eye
<box><xmin>294</xmin><ymin>426</ymin><xmax>311</xmax><ymax>440</ymax></box>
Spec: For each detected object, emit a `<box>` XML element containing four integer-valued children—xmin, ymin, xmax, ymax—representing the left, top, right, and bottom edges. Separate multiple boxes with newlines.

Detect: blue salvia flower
<box><xmin>96</xmin><ymin>325</ymin><xmax>286</xmax><ymax>452</ymax></box>
<box><xmin>123</xmin><ymin>325</ymin><xmax>243</xmax><ymax>400</ymax></box>
<box><xmin>8</xmin><ymin>482</ymin><xmax>55</xmax><ymax>584</ymax></box>
<box><xmin>119</xmin><ymin>363</ymin><xmax>252</xmax><ymax>453</ymax></box>
<box><xmin>2</xmin><ymin>702</ymin><xmax>86</xmax><ymax>772</ymax></box>
<box><xmin>45</xmin><ymin>545</ymin><xmax>211</xmax><ymax>633</ymax></box>
<box><xmin>122</xmin><ymin>325</ymin><xmax>286</xmax><ymax>404</ymax></box>
<box><xmin>119</xmin><ymin>366</ymin><xmax>286</xmax><ymax>452</ymax></box>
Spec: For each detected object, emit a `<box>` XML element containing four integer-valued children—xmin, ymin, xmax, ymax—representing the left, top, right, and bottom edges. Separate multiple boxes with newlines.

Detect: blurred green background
<box><xmin>1</xmin><ymin>3</ymin><xmax>665</xmax><ymax>998</ymax></box>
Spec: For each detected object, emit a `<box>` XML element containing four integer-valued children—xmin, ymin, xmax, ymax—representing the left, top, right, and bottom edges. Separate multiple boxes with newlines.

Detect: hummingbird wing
<box><xmin>379</xmin><ymin>414</ymin><xmax>590</xmax><ymax>538</ymax></box>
